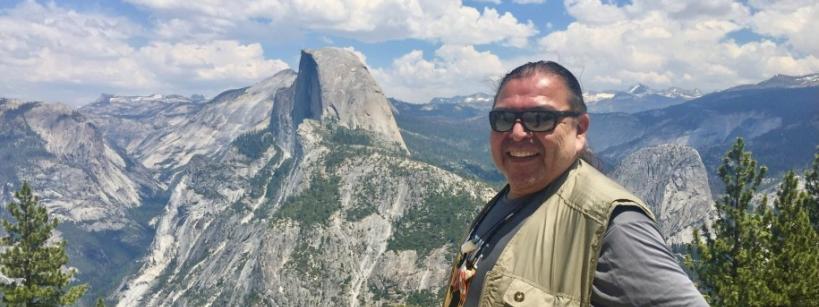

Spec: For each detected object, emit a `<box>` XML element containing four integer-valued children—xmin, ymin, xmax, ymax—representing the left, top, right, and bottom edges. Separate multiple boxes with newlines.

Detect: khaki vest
<box><xmin>444</xmin><ymin>160</ymin><xmax>655</xmax><ymax>307</ymax></box>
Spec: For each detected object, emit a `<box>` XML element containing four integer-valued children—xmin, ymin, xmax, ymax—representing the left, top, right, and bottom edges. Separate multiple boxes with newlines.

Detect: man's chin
<box><xmin>506</xmin><ymin>176</ymin><xmax>548</xmax><ymax>197</ymax></box>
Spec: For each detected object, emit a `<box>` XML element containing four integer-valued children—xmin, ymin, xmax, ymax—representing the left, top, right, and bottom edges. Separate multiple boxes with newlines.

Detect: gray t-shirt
<box><xmin>462</xmin><ymin>190</ymin><xmax>708</xmax><ymax>306</ymax></box>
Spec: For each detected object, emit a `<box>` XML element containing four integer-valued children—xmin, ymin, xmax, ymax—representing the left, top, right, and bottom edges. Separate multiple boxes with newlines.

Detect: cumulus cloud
<box><xmin>0</xmin><ymin>1</ymin><xmax>287</xmax><ymax>106</ymax></box>
<box><xmin>136</xmin><ymin>41</ymin><xmax>288</xmax><ymax>82</ymax></box>
<box><xmin>125</xmin><ymin>0</ymin><xmax>538</xmax><ymax>47</ymax></box>
<box><xmin>372</xmin><ymin>44</ymin><xmax>505</xmax><ymax>103</ymax></box>
<box><xmin>748</xmin><ymin>0</ymin><xmax>819</xmax><ymax>56</ymax></box>
<box><xmin>533</xmin><ymin>0</ymin><xmax>819</xmax><ymax>92</ymax></box>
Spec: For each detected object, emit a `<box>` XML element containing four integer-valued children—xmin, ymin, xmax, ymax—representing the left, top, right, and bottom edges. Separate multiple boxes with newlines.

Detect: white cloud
<box><xmin>0</xmin><ymin>1</ymin><xmax>287</xmax><ymax>106</ymax></box>
<box><xmin>126</xmin><ymin>0</ymin><xmax>538</xmax><ymax>47</ymax></box>
<box><xmin>748</xmin><ymin>1</ymin><xmax>819</xmax><ymax>56</ymax></box>
<box><xmin>136</xmin><ymin>41</ymin><xmax>288</xmax><ymax>82</ymax></box>
<box><xmin>530</xmin><ymin>0</ymin><xmax>819</xmax><ymax>92</ymax></box>
<box><xmin>340</xmin><ymin>46</ymin><xmax>368</xmax><ymax>65</ymax></box>
<box><xmin>372</xmin><ymin>44</ymin><xmax>505</xmax><ymax>103</ymax></box>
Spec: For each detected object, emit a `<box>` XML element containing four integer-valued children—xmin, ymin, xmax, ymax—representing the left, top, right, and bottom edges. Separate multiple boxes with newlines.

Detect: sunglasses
<box><xmin>489</xmin><ymin>110</ymin><xmax>583</xmax><ymax>132</ymax></box>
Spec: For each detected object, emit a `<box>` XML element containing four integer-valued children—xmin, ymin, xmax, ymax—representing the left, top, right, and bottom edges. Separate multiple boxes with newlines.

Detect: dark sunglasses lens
<box><xmin>522</xmin><ymin>111</ymin><xmax>556</xmax><ymax>131</ymax></box>
<box><xmin>490</xmin><ymin>111</ymin><xmax>516</xmax><ymax>131</ymax></box>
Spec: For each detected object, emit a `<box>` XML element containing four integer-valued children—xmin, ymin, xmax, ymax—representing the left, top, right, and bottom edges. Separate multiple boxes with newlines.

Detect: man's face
<box><xmin>490</xmin><ymin>73</ymin><xmax>590</xmax><ymax>198</ymax></box>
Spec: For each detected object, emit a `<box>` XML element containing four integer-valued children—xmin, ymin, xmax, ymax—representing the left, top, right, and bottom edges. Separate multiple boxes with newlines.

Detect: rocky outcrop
<box><xmin>291</xmin><ymin>48</ymin><xmax>407</xmax><ymax>153</ymax></box>
<box><xmin>135</xmin><ymin>70</ymin><xmax>297</xmax><ymax>173</ymax></box>
<box><xmin>0</xmin><ymin>98</ymin><xmax>160</xmax><ymax>231</ymax></box>
<box><xmin>79</xmin><ymin>94</ymin><xmax>205</xmax><ymax>155</ymax></box>
<box><xmin>82</xmin><ymin>70</ymin><xmax>297</xmax><ymax>180</ymax></box>
<box><xmin>611</xmin><ymin>144</ymin><xmax>715</xmax><ymax>244</ymax></box>
<box><xmin>115</xmin><ymin>48</ymin><xmax>486</xmax><ymax>306</ymax></box>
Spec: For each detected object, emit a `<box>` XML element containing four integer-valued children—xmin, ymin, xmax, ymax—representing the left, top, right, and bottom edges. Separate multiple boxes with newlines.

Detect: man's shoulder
<box><xmin>559</xmin><ymin>160</ymin><xmax>656</xmax><ymax>223</ymax></box>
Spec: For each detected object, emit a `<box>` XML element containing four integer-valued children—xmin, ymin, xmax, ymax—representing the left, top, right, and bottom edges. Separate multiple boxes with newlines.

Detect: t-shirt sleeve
<box><xmin>591</xmin><ymin>206</ymin><xmax>709</xmax><ymax>307</ymax></box>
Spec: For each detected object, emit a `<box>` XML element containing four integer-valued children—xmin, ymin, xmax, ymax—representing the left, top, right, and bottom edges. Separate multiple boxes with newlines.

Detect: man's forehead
<box><xmin>491</xmin><ymin>105</ymin><xmax>560</xmax><ymax>111</ymax></box>
<box><xmin>498</xmin><ymin>74</ymin><xmax>568</xmax><ymax>97</ymax></box>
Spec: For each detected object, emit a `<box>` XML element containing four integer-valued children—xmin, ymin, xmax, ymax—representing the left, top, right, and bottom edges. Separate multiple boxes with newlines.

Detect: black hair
<box><xmin>492</xmin><ymin>61</ymin><xmax>586</xmax><ymax>113</ymax></box>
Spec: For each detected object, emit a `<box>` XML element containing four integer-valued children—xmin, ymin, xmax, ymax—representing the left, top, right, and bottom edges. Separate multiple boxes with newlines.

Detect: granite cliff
<box><xmin>114</xmin><ymin>47</ymin><xmax>491</xmax><ymax>306</ymax></box>
<box><xmin>611</xmin><ymin>144</ymin><xmax>715</xmax><ymax>244</ymax></box>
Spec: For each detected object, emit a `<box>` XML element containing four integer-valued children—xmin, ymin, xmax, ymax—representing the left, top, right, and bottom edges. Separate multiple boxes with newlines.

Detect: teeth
<box><xmin>509</xmin><ymin>150</ymin><xmax>537</xmax><ymax>158</ymax></box>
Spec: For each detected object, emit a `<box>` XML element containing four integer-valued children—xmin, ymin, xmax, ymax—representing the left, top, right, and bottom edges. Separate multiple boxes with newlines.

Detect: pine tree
<box><xmin>803</xmin><ymin>147</ymin><xmax>819</xmax><ymax>232</ymax></box>
<box><xmin>768</xmin><ymin>170</ymin><xmax>819</xmax><ymax>305</ymax></box>
<box><xmin>686</xmin><ymin>138</ymin><xmax>774</xmax><ymax>306</ymax></box>
<box><xmin>0</xmin><ymin>182</ymin><xmax>87</xmax><ymax>306</ymax></box>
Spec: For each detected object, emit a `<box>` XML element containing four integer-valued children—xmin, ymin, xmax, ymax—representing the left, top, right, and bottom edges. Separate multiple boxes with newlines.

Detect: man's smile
<box><xmin>507</xmin><ymin>149</ymin><xmax>539</xmax><ymax>158</ymax></box>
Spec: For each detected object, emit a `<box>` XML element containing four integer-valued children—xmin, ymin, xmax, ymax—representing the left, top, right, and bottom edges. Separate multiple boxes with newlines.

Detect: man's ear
<box><xmin>575</xmin><ymin>113</ymin><xmax>590</xmax><ymax>151</ymax></box>
<box><xmin>576</xmin><ymin>113</ymin><xmax>589</xmax><ymax>135</ymax></box>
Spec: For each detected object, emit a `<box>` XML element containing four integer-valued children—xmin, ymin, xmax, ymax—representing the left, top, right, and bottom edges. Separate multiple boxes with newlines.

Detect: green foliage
<box><xmin>767</xmin><ymin>170</ymin><xmax>819</xmax><ymax>305</ymax></box>
<box><xmin>344</xmin><ymin>173</ymin><xmax>390</xmax><ymax>221</ymax></box>
<box><xmin>330</xmin><ymin>126</ymin><xmax>372</xmax><ymax>146</ymax></box>
<box><xmin>273</xmin><ymin>174</ymin><xmax>341</xmax><ymax>227</ymax></box>
<box><xmin>804</xmin><ymin>146</ymin><xmax>819</xmax><ymax>232</ymax></box>
<box><xmin>0</xmin><ymin>183</ymin><xmax>88</xmax><ymax>306</ymax></box>
<box><xmin>686</xmin><ymin>138</ymin><xmax>773</xmax><ymax>306</ymax></box>
<box><xmin>686</xmin><ymin>139</ymin><xmax>819</xmax><ymax>306</ymax></box>
<box><xmin>283</xmin><ymin>238</ymin><xmax>325</xmax><ymax>287</ymax></box>
<box><xmin>388</xmin><ymin>189</ymin><xmax>482</xmax><ymax>256</ymax></box>
<box><xmin>233</xmin><ymin>129</ymin><xmax>275</xmax><ymax>159</ymax></box>
<box><xmin>95</xmin><ymin>297</ymin><xmax>105</xmax><ymax>307</ymax></box>
<box><xmin>251</xmin><ymin>158</ymin><xmax>293</xmax><ymax>220</ymax></box>
<box><xmin>405</xmin><ymin>289</ymin><xmax>439</xmax><ymax>307</ymax></box>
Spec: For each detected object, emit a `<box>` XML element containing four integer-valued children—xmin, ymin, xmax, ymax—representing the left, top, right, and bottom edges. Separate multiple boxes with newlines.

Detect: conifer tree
<box><xmin>0</xmin><ymin>182</ymin><xmax>87</xmax><ymax>306</ymax></box>
<box><xmin>686</xmin><ymin>138</ymin><xmax>774</xmax><ymax>306</ymax></box>
<box><xmin>804</xmin><ymin>147</ymin><xmax>819</xmax><ymax>232</ymax></box>
<box><xmin>768</xmin><ymin>170</ymin><xmax>819</xmax><ymax>305</ymax></box>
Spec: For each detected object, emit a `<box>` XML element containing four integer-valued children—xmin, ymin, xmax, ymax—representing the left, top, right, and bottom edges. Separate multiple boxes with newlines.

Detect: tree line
<box><xmin>686</xmin><ymin>139</ymin><xmax>819</xmax><ymax>306</ymax></box>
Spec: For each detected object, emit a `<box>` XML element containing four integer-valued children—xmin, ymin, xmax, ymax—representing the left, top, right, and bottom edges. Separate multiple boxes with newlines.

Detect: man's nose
<box><xmin>509</xmin><ymin>121</ymin><xmax>529</xmax><ymax>141</ymax></box>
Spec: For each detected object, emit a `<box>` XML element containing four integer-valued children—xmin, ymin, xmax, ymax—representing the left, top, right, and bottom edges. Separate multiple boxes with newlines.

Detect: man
<box><xmin>443</xmin><ymin>61</ymin><xmax>707</xmax><ymax>306</ymax></box>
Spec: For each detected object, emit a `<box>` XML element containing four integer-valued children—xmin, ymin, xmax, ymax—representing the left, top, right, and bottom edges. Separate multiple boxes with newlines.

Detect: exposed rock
<box><xmin>115</xmin><ymin>118</ymin><xmax>493</xmax><ymax>306</ymax></box>
<box><xmin>292</xmin><ymin>48</ymin><xmax>407</xmax><ymax>153</ymax></box>
<box><xmin>136</xmin><ymin>69</ymin><xmax>297</xmax><ymax>173</ymax></box>
<box><xmin>114</xmin><ymin>48</ymin><xmax>488</xmax><ymax>306</ymax></box>
<box><xmin>611</xmin><ymin>144</ymin><xmax>715</xmax><ymax>244</ymax></box>
<box><xmin>82</xmin><ymin>70</ymin><xmax>297</xmax><ymax>180</ymax></box>
<box><xmin>79</xmin><ymin>94</ymin><xmax>204</xmax><ymax>155</ymax></box>
<box><xmin>0</xmin><ymin>98</ymin><xmax>159</xmax><ymax>231</ymax></box>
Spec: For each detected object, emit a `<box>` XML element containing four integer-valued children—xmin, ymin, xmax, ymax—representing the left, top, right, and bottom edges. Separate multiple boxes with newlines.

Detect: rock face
<box><xmin>114</xmin><ymin>48</ymin><xmax>490</xmax><ymax>306</ymax></box>
<box><xmin>0</xmin><ymin>98</ymin><xmax>160</xmax><ymax>231</ymax></box>
<box><xmin>79</xmin><ymin>94</ymin><xmax>205</xmax><ymax>156</ymax></box>
<box><xmin>611</xmin><ymin>144</ymin><xmax>715</xmax><ymax>244</ymax></box>
<box><xmin>83</xmin><ymin>70</ymin><xmax>297</xmax><ymax>178</ymax></box>
<box><xmin>292</xmin><ymin>48</ymin><xmax>407</xmax><ymax>152</ymax></box>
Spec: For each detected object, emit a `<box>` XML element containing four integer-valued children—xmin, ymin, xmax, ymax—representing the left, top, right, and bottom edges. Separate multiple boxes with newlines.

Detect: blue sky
<box><xmin>1</xmin><ymin>0</ymin><xmax>817</xmax><ymax>106</ymax></box>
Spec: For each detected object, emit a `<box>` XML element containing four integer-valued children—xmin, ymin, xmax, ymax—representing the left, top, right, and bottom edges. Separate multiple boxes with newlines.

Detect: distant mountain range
<box><xmin>392</xmin><ymin>73</ymin><xmax>819</xmax><ymax>190</ymax></box>
<box><xmin>725</xmin><ymin>73</ymin><xmax>819</xmax><ymax>91</ymax></box>
<box><xmin>582</xmin><ymin>84</ymin><xmax>703</xmax><ymax>113</ymax></box>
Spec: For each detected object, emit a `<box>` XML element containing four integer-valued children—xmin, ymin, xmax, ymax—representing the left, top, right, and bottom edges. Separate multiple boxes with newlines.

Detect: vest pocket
<box><xmin>501</xmin><ymin>277</ymin><xmax>556</xmax><ymax>307</ymax></box>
